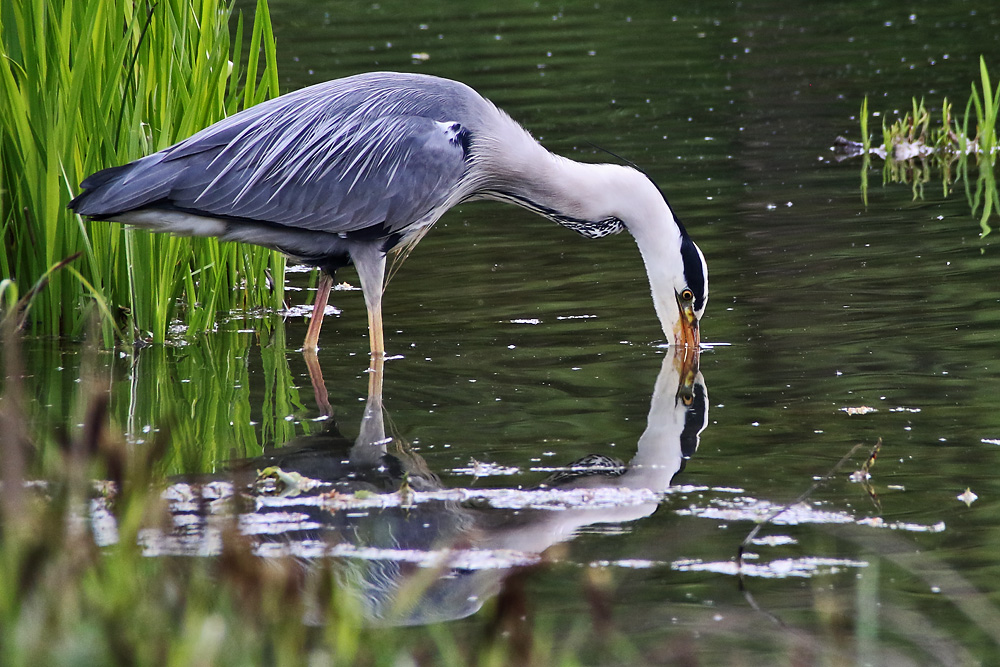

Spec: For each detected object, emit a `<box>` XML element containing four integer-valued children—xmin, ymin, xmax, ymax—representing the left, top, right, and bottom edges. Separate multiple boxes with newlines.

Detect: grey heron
<box><xmin>70</xmin><ymin>72</ymin><xmax>708</xmax><ymax>355</ymax></box>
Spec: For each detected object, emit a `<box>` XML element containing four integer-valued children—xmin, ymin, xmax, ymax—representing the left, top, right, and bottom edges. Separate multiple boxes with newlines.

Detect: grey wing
<box><xmin>73</xmin><ymin>96</ymin><xmax>472</xmax><ymax>237</ymax></box>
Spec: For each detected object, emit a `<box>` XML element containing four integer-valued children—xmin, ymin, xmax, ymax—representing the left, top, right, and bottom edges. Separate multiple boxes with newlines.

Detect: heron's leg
<box><xmin>351</xmin><ymin>244</ymin><xmax>387</xmax><ymax>361</ymax></box>
<box><xmin>367</xmin><ymin>301</ymin><xmax>384</xmax><ymax>358</ymax></box>
<box><xmin>368</xmin><ymin>349</ymin><xmax>384</xmax><ymax>402</ymax></box>
<box><xmin>350</xmin><ymin>351</ymin><xmax>387</xmax><ymax>466</ymax></box>
<box><xmin>304</xmin><ymin>272</ymin><xmax>334</xmax><ymax>351</ymax></box>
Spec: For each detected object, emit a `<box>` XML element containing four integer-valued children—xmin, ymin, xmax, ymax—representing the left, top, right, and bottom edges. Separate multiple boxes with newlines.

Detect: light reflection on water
<box><xmin>17</xmin><ymin>0</ymin><xmax>1000</xmax><ymax>660</ymax></box>
<box><xmin>131</xmin><ymin>349</ymin><xmax>706</xmax><ymax>626</ymax></box>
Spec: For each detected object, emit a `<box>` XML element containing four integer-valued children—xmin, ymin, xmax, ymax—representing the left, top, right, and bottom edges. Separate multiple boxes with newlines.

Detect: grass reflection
<box><xmin>120</xmin><ymin>324</ymin><xmax>312</xmax><ymax>474</ymax></box>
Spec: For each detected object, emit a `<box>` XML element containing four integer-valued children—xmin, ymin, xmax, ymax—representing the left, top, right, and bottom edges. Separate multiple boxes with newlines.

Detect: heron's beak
<box><xmin>675</xmin><ymin>296</ymin><xmax>700</xmax><ymax>350</ymax></box>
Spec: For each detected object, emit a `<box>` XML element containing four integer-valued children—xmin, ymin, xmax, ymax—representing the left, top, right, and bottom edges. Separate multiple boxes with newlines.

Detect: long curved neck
<box><xmin>476</xmin><ymin>129</ymin><xmax>685</xmax><ymax>338</ymax></box>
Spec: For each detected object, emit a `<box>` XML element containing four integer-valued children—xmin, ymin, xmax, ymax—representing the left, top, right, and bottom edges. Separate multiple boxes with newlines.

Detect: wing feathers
<box><xmin>71</xmin><ymin>74</ymin><xmax>480</xmax><ymax>240</ymax></box>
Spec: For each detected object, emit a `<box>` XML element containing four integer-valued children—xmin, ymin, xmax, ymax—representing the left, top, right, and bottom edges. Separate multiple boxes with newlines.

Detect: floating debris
<box><xmin>678</xmin><ymin>498</ymin><xmax>855</xmax><ymax>526</ymax></box>
<box><xmin>284</xmin><ymin>263</ymin><xmax>316</xmax><ymax>273</ymax></box>
<box><xmin>679</xmin><ymin>497</ymin><xmax>945</xmax><ymax>533</ymax></box>
<box><xmin>452</xmin><ymin>459</ymin><xmax>521</xmax><ymax>477</ymax></box>
<box><xmin>281</xmin><ymin>303</ymin><xmax>342</xmax><ymax>317</ymax></box>
<box><xmin>589</xmin><ymin>558</ymin><xmax>661</xmax><ymax>569</ymax></box>
<box><xmin>957</xmin><ymin>487</ymin><xmax>978</xmax><ymax>506</ymax></box>
<box><xmin>750</xmin><ymin>535</ymin><xmax>797</xmax><ymax>547</ymax></box>
<box><xmin>326</xmin><ymin>544</ymin><xmax>539</xmax><ymax>570</ymax></box>
<box><xmin>855</xmin><ymin>517</ymin><xmax>945</xmax><ymax>532</ymax></box>
<box><xmin>240</xmin><ymin>512</ymin><xmax>322</xmax><ymax>535</ymax></box>
<box><xmin>256</xmin><ymin>467</ymin><xmax>326</xmax><ymax>497</ymax></box>
<box><xmin>841</xmin><ymin>406</ymin><xmax>877</xmax><ymax>415</ymax></box>
<box><xmin>318</xmin><ymin>485</ymin><xmax>662</xmax><ymax>512</ymax></box>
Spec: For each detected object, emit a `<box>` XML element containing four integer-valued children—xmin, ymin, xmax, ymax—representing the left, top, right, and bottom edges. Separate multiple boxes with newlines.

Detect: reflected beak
<box><xmin>672</xmin><ymin>347</ymin><xmax>701</xmax><ymax>406</ymax></box>
<box><xmin>675</xmin><ymin>298</ymin><xmax>700</xmax><ymax>350</ymax></box>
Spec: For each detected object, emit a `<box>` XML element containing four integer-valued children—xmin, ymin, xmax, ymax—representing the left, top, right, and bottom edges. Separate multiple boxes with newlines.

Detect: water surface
<box><xmin>22</xmin><ymin>0</ymin><xmax>1000</xmax><ymax>661</ymax></box>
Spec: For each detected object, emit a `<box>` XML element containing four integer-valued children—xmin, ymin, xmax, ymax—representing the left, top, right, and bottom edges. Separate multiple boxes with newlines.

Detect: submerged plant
<box><xmin>0</xmin><ymin>0</ymin><xmax>284</xmax><ymax>344</ymax></box>
<box><xmin>845</xmin><ymin>56</ymin><xmax>1000</xmax><ymax>235</ymax></box>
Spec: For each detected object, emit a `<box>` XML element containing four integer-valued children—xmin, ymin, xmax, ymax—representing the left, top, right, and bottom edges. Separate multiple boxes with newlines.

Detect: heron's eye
<box><xmin>680</xmin><ymin>289</ymin><xmax>694</xmax><ymax>302</ymax></box>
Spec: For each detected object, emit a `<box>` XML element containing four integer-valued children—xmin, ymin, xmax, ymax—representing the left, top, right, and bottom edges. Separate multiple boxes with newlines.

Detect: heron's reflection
<box><xmin>149</xmin><ymin>349</ymin><xmax>708</xmax><ymax>625</ymax></box>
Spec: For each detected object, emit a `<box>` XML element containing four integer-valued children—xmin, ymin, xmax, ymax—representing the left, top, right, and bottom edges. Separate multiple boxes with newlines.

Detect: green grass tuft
<box><xmin>855</xmin><ymin>56</ymin><xmax>1000</xmax><ymax>234</ymax></box>
<box><xmin>1</xmin><ymin>0</ymin><xmax>285</xmax><ymax>344</ymax></box>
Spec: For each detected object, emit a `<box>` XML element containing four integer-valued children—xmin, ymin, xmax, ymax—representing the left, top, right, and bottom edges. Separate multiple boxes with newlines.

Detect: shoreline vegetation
<box><xmin>0</xmin><ymin>4</ymin><xmax>607</xmax><ymax>663</ymax></box>
<box><xmin>835</xmin><ymin>56</ymin><xmax>999</xmax><ymax>235</ymax></box>
<box><xmin>0</xmin><ymin>320</ymin><xmax>490</xmax><ymax>665</ymax></box>
<box><xmin>4</xmin><ymin>5</ymin><xmax>998</xmax><ymax>664</ymax></box>
<box><xmin>1</xmin><ymin>0</ymin><xmax>284</xmax><ymax>345</ymax></box>
<box><xmin>1</xmin><ymin>5</ymin><xmax>573</xmax><ymax>661</ymax></box>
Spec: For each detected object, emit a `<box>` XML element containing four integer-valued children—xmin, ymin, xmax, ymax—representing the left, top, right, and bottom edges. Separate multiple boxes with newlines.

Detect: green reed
<box><xmin>856</xmin><ymin>57</ymin><xmax>999</xmax><ymax>234</ymax></box>
<box><xmin>968</xmin><ymin>56</ymin><xmax>1000</xmax><ymax>232</ymax></box>
<box><xmin>0</xmin><ymin>0</ymin><xmax>284</xmax><ymax>345</ymax></box>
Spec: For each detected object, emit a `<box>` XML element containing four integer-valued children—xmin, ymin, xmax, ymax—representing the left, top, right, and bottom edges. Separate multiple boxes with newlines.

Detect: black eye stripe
<box><xmin>679</xmin><ymin>234</ymin><xmax>706</xmax><ymax>312</ymax></box>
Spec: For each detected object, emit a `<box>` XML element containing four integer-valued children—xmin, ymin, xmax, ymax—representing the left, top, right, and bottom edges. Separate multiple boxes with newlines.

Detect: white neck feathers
<box><xmin>517</xmin><ymin>154</ymin><xmax>687</xmax><ymax>341</ymax></box>
<box><xmin>471</xmin><ymin>115</ymin><xmax>689</xmax><ymax>341</ymax></box>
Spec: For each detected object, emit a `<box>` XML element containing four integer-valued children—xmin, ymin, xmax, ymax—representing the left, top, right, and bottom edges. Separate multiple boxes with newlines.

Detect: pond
<box><xmin>16</xmin><ymin>0</ymin><xmax>1000</xmax><ymax>662</ymax></box>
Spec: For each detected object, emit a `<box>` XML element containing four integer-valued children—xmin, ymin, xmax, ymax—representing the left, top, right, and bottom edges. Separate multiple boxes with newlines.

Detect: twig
<box><xmin>736</xmin><ymin>438</ymin><xmax>885</xmax><ymax>632</ymax></box>
<box><xmin>737</xmin><ymin>439</ymin><xmax>881</xmax><ymax>570</ymax></box>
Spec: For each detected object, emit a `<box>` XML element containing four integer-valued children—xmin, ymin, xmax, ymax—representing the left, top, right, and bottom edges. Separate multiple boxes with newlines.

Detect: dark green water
<box><xmin>21</xmin><ymin>0</ymin><xmax>1000</xmax><ymax>662</ymax></box>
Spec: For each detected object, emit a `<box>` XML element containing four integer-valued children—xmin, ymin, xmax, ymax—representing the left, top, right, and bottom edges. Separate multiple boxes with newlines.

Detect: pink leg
<box><xmin>303</xmin><ymin>272</ymin><xmax>333</xmax><ymax>352</ymax></box>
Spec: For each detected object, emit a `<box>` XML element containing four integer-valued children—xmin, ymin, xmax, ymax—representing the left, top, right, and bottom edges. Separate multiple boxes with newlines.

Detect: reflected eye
<box><xmin>680</xmin><ymin>289</ymin><xmax>694</xmax><ymax>302</ymax></box>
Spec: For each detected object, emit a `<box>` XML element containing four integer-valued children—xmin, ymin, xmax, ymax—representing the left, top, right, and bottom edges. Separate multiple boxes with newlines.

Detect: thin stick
<box><xmin>737</xmin><ymin>442</ymin><xmax>869</xmax><ymax>567</ymax></box>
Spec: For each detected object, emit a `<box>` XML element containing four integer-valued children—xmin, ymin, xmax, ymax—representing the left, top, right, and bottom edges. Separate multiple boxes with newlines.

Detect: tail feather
<box><xmin>68</xmin><ymin>163</ymin><xmax>134</xmax><ymax>215</ymax></box>
<box><xmin>68</xmin><ymin>154</ymin><xmax>175</xmax><ymax>217</ymax></box>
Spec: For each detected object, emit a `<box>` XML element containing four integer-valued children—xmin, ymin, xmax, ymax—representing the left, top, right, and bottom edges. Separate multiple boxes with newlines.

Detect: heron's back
<box><xmin>69</xmin><ymin>72</ymin><xmax>514</xmax><ymax>263</ymax></box>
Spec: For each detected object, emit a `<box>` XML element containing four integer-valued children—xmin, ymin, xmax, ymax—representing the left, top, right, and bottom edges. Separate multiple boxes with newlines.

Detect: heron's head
<box><xmin>669</xmin><ymin>232</ymin><xmax>708</xmax><ymax>348</ymax></box>
<box><xmin>609</xmin><ymin>168</ymin><xmax>708</xmax><ymax>349</ymax></box>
